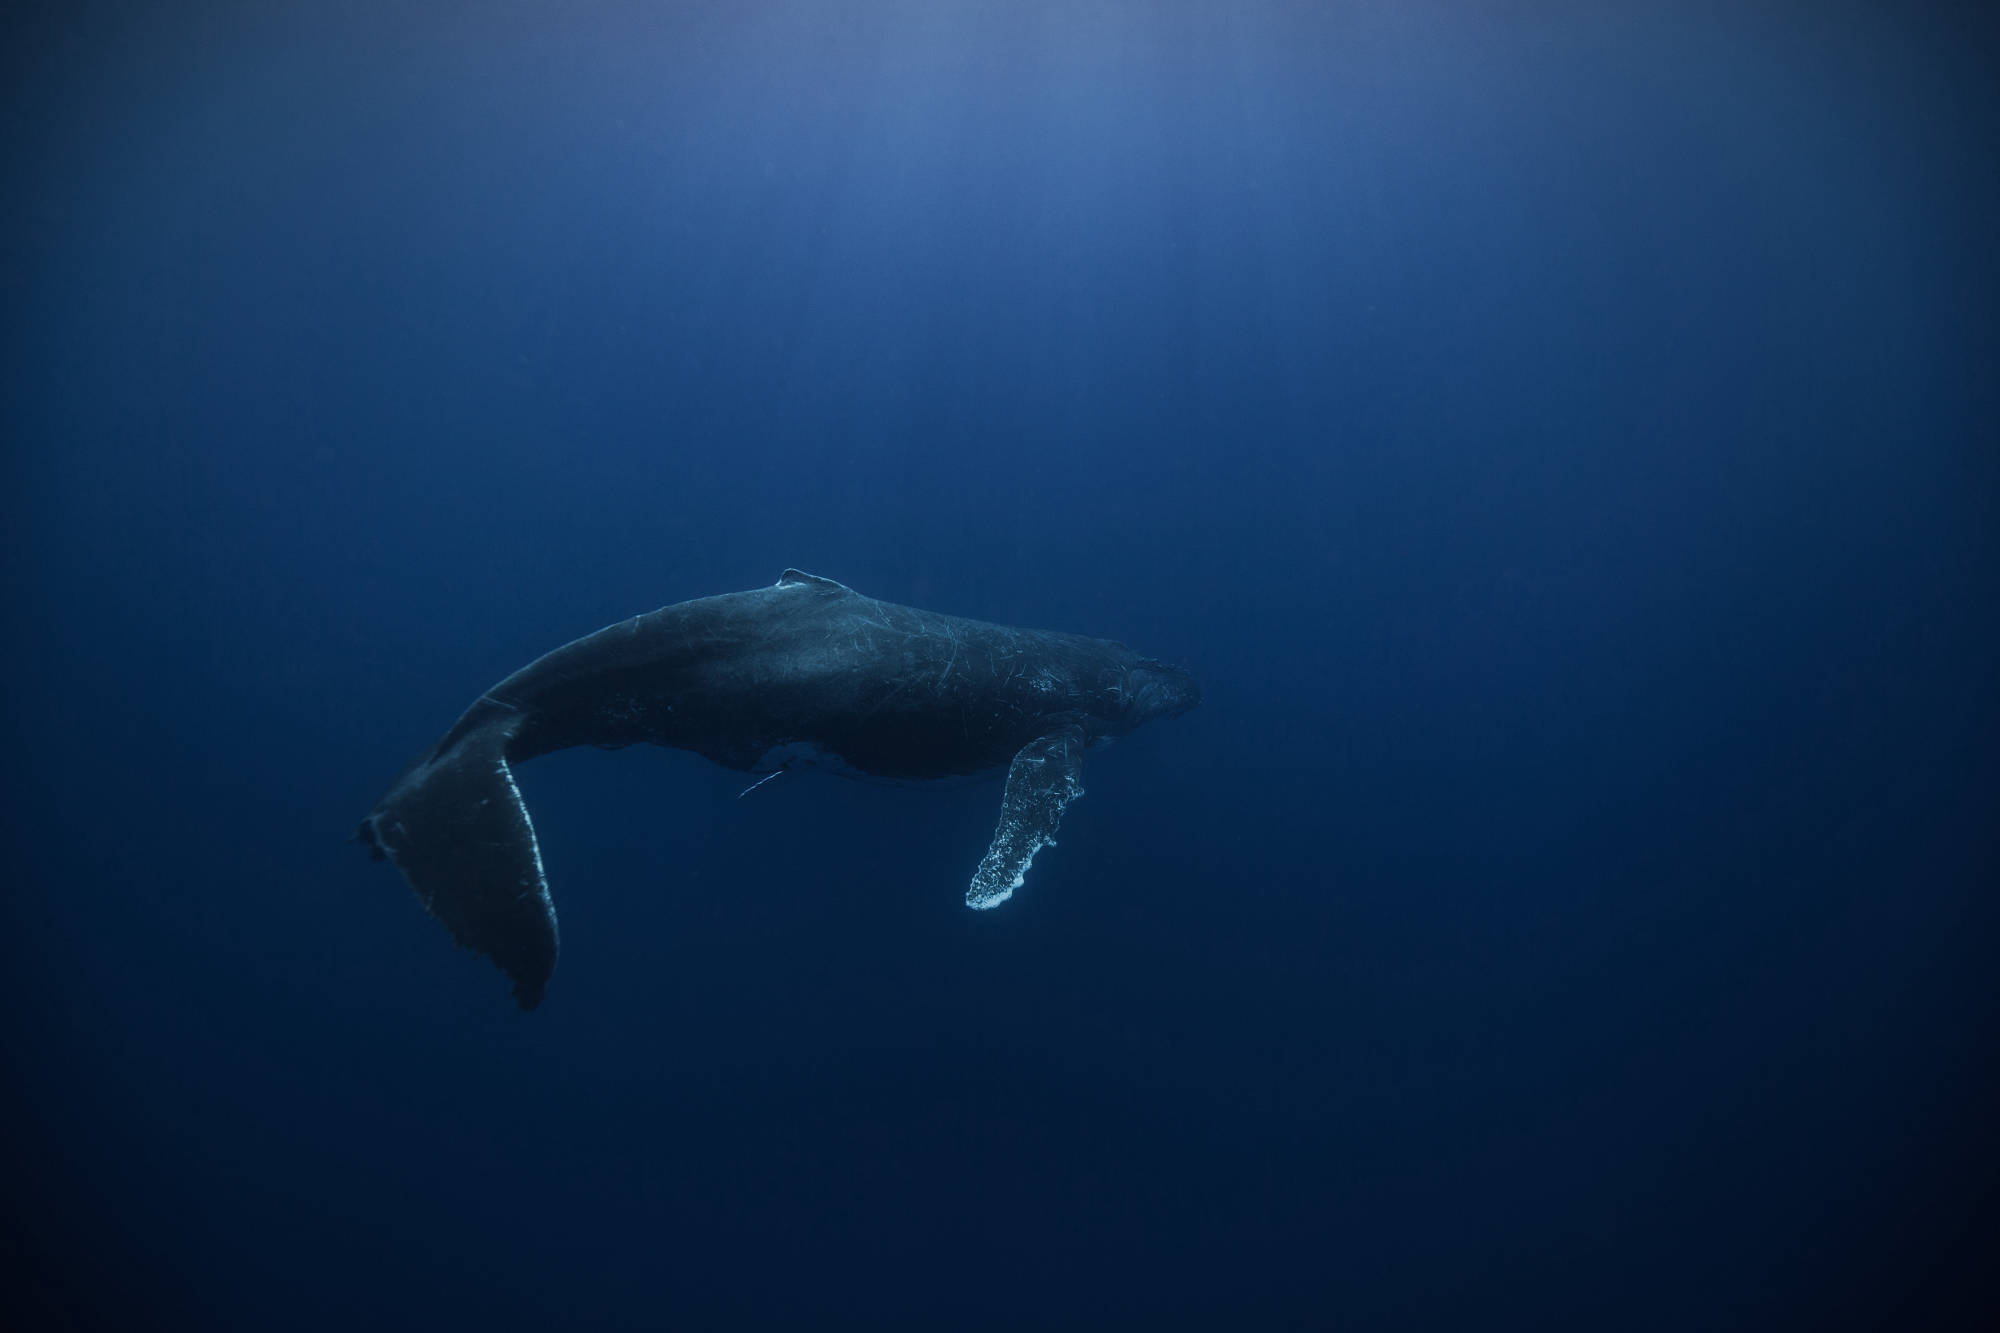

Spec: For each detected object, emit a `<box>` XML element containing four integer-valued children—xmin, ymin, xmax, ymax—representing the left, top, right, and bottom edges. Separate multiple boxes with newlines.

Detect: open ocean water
<box><xmin>5</xmin><ymin>2</ymin><xmax>1996</xmax><ymax>1328</ymax></box>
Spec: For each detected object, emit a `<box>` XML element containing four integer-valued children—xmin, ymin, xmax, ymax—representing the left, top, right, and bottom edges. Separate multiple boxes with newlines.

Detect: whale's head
<box><xmin>1119</xmin><ymin>658</ymin><xmax>1201</xmax><ymax>726</ymax></box>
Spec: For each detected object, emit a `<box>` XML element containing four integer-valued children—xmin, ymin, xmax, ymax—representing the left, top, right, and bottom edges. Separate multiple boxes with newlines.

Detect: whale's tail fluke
<box><xmin>358</xmin><ymin>716</ymin><xmax>557</xmax><ymax>1009</ymax></box>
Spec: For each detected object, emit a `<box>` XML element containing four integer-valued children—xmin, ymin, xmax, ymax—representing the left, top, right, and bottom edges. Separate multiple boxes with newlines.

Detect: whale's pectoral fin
<box><xmin>358</xmin><ymin>718</ymin><xmax>557</xmax><ymax>1009</ymax></box>
<box><xmin>967</xmin><ymin>726</ymin><xmax>1088</xmax><ymax>910</ymax></box>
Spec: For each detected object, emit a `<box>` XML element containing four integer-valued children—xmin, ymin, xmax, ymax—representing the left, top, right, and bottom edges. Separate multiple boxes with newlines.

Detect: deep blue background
<box><xmin>5</xmin><ymin>1</ymin><xmax>1996</xmax><ymax>1327</ymax></box>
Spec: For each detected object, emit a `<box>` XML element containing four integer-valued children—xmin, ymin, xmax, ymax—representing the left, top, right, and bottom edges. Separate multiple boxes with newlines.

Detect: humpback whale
<box><xmin>358</xmin><ymin>570</ymin><xmax>1199</xmax><ymax>1008</ymax></box>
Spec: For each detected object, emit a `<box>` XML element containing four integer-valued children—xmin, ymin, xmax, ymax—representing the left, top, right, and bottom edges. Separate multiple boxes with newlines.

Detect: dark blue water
<box><xmin>7</xmin><ymin>2</ymin><xmax>1996</xmax><ymax>1327</ymax></box>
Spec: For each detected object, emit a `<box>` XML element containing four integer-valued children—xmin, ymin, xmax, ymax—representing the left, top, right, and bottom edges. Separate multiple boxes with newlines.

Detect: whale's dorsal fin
<box><xmin>967</xmin><ymin>726</ymin><xmax>1087</xmax><ymax>909</ymax></box>
<box><xmin>776</xmin><ymin>569</ymin><xmax>853</xmax><ymax>593</ymax></box>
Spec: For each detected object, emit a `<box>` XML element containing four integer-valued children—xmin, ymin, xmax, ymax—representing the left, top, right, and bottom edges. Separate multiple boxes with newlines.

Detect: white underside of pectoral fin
<box><xmin>967</xmin><ymin>727</ymin><xmax>1087</xmax><ymax>909</ymax></box>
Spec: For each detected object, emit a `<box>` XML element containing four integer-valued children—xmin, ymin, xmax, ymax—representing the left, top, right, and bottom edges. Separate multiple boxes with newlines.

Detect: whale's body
<box><xmin>358</xmin><ymin>570</ymin><xmax>1199</xmax><ymax>1007</ymax></box>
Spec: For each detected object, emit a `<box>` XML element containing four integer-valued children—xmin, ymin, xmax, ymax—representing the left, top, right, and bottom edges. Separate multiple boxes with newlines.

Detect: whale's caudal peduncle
<box><xmin>358</xmin><ymin>569</ymin><xmax>1199</xmax><ymax>1008</ymax></box>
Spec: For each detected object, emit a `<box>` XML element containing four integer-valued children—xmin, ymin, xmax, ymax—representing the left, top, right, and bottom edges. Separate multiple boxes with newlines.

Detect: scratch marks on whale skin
<box><xmin>824</xmin><ymin>606</ymin><xmax>903</xmax><ymax>662</ymax></box>
<box><xmin>1029</xmin><ymin>665</ymin><xmax>1067</xmax><ymax>696</ymax></box>
<box><xmin>936</xmin><ymin>625</ymin><xmax>963</xmax><ymax>687</ymax></box>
